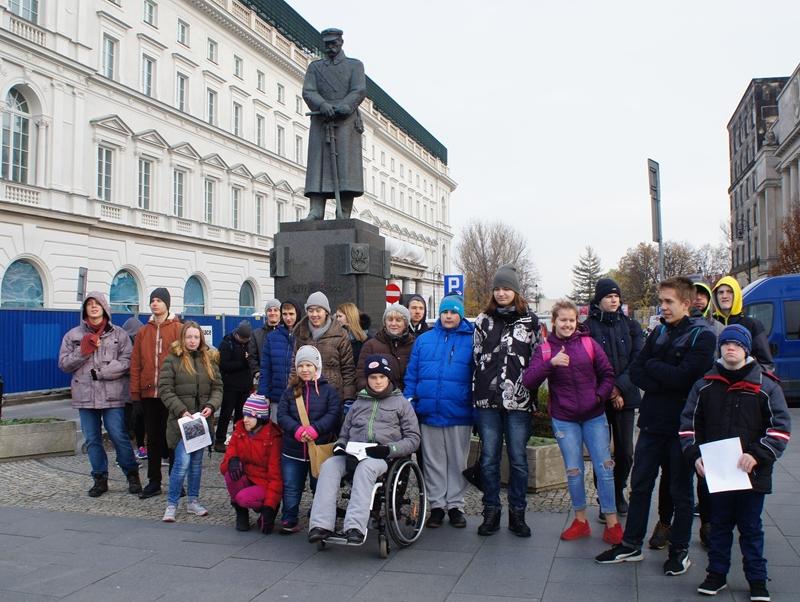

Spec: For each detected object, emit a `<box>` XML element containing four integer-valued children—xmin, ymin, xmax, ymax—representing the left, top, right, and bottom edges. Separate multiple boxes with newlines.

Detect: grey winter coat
<box><xmin>335</xmin><ymin>389</ymin><xmax>420</xmax><ymax>459</ymax></box>
<box><xmin>58</xmin><ymin>292</ymin><xmax>132</xmax><ymax>409</ymax></box>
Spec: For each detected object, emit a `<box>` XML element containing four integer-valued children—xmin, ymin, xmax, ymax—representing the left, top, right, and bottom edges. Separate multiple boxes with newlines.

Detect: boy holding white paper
<box><xmin>308</xmin><ymin>354</ymin><xmax>420</xmax><ymax>545</ymax></box>
<box><xmin>680</xmin><ymin>324</ymin><xmax>791</xmax><ymax>601</ymax></box>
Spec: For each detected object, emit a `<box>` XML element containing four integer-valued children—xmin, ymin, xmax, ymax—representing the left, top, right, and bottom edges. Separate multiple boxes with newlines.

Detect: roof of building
<box><xmin>240</xmin><ymin>0</ymin><xmax>448</xmax><ymax>165</ymax></box>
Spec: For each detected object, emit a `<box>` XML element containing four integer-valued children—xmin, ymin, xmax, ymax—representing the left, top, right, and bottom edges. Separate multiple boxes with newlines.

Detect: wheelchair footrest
<box><xmin>324</xmin><ymin>533</ymin><xmax>367</xmax><ymax>547</ymax></box>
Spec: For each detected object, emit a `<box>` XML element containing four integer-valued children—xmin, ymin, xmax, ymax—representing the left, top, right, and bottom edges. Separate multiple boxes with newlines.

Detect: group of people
<box><xmin>57</xmin><ymin>269</ymin><xmax>791</xmax><ymax>601</ymax></box>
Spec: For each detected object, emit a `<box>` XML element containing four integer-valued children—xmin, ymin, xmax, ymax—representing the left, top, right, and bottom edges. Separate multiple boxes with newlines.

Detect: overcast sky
<box><xmin>289</xmin><ymin>0</ymin><xmax>799</xmax><ymax>297</ymax></box>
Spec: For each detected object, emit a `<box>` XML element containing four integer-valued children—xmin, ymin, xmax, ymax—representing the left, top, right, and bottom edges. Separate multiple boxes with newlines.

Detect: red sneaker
<box><xmin>561</xmin><ymin>518</ymin><xmax>591</xmax><ymax>541</ymax></box>
<box><xmin>603</xmin><ymin>523</ymin><xmax>623</xmax><ymax>544</ymax></box>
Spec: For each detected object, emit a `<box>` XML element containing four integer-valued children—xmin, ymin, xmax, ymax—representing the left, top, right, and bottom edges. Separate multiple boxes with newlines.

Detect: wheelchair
<box><xmin>316</xmin><ymin>456</ymin><xmax>427</xmax><ymax>558</ymax></box>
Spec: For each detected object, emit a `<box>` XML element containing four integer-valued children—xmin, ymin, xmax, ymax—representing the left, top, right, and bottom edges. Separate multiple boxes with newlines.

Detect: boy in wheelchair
<box><xmin>308</xmin><ymin>354</ymin><xmax>421</xmax><ymax>544</ymax></box>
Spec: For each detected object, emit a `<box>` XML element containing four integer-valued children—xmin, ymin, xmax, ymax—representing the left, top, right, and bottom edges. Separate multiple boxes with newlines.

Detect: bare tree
<box><xmin>454</xmin><ymin>220</ymin><xmax>539</xmax><ymax>315</ymax></box>
<box><xmin>771</xmin><ymin>201</ymin><xmax>800</xmax><ymax>275</ymax></box>
<box><xmin>615</xmin><ymin>242</ymin><xmax>660</xmax><ymax>309</ymax></box>
<box><xmin>693</xmin><ymin>243</ymin><xmax>729</xmax><ymax>284</ymax></box>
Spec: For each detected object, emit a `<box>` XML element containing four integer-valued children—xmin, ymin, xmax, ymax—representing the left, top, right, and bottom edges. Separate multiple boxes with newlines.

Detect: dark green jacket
<box><xmin>158</xmin><ymin>343</ymin><xmax>223</xmax><ymax>448</ymax></box>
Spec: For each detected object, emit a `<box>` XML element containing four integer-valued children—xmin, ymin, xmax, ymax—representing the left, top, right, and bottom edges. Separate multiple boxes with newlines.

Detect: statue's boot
<box><xmin>301</xmin><ymin>197</ymin><xmax>325</xmax><ymax>221</ymax></box>
<box><xmin>338</xmin><ymin>196</ymin><xmax>354</xmax><ymax>219</ymax></box>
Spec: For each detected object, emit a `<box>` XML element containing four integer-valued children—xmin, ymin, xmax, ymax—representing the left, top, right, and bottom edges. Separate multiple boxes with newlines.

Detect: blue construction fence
<box><xmin>0</xmin><ymin>309</ymin><xmax>265</xmax><ymax>395</ymax></box>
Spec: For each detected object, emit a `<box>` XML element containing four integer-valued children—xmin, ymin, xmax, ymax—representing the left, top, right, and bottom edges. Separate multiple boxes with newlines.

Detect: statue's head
<box><xmin>321</xmin><ymin>28</ymin><xmax>344</xmax><ymax>58</ymax></box>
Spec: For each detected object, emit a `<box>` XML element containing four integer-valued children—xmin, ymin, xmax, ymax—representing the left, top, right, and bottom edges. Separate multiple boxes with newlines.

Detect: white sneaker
<box><xmin>187</xmin><ymin>500</ymin><xmax>208</xmax><ymax>516</ymax></box>
<box><xmin>162</xmin><ymin>505</ymin><xmax>177</xmax><ymax>522</ymax></box>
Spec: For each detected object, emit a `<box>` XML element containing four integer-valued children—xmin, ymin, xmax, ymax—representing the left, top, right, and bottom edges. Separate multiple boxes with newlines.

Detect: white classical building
<box><xmin>0</xmin><ymin>0</ymin><xmax>455</xmax><ymax>315</ymax></box>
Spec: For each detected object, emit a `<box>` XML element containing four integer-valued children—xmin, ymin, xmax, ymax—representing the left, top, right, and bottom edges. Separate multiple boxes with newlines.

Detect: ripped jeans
<box><xmin>551</xmin><ymin>414</ymin><xmax>616</xmax><ymax>514</ymax></box>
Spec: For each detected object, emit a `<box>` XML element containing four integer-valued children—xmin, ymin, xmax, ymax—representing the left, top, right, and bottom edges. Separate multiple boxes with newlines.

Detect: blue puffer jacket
<box><xmin>277</xmin><ymin>377</ymin><xmax>341</xmax><ymax>461</ymax></box>
<box><xmin>257</xmin><ymin>325</ymin><xmax>294</xmax><ymax>401</ymax></box>
<box><xmin>403</xmin><ymin>318</ymin><xmax>475</xmax><ymax>427</ymax></box>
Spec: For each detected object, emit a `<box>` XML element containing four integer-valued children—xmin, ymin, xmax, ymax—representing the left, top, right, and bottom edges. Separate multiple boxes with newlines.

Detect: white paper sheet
<box><xmin>345</xmin><ymin>441</ymin><xmax>377</xmax><ymax>461</ymax></box>
<box><xmin>699</xmin><ymin>437</ymin><xmax>753</xmax><ymax>494</ymax></box>
<box><xmin>178</xmin><ymin>413</ymin><xmax>212</xmax><ymax>453</ymax></box>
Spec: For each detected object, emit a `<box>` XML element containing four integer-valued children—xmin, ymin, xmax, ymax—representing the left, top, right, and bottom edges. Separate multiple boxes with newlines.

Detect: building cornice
<box><xmin>96</xmin><ymin>10</ymin><xmax>132</xmax><ymax>31</ymax></box>
<box><xmin>137</xmin><ymin>32</ymin><xmax>168</xmax><ymax>51</ymax></box>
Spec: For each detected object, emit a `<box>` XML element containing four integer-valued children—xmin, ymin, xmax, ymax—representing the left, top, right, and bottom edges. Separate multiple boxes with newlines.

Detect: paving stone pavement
<box><xmin>0</xmin><ymin>408</ymin><xmax>798</xmax><ymax>601</ymax></box>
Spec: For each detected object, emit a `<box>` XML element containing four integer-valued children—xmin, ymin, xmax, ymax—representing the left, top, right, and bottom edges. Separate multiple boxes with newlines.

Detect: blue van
<box><xmin>742</xmin><ymin>274</ymin><xmax>800</xmax><ymax>400</ymax></box>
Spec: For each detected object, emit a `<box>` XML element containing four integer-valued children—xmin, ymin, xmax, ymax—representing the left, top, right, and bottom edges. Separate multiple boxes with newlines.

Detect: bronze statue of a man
<box><xmin>302</xmin><ymin>28</ymin><xmax>366</xmax><ymax>220</ymax></box>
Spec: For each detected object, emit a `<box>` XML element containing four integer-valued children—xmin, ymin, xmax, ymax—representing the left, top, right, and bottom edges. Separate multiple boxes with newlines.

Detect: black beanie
<box><xmin>593</xmin><ymin>278</ymin><xmax>621</xmax><ymax>305</ymax></box>
<box><xmin>364</xmin><ymin>354</ymin><xmax>394</xmax><ymax>382</ymax></box>
<box><xmin>492</xmin><ymin>264</ymin><xmax>520</xmax><ymax>292</ymax></box>
<box><xmin>150</xmin><ymin>287</ymin><xmax>171</xmax><ymax>311</ymax></box>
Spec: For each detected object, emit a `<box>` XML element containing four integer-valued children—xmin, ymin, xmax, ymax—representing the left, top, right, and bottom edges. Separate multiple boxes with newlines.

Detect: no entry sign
<box><xmin>385</xmin><ymin>283</ymin><xmax>401</xmax><ymax>303</ymax></box>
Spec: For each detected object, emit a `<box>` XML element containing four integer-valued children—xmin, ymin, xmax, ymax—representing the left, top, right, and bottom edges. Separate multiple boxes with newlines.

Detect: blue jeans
<box><xmin>622</xmin><ymin>431</ymin><xmax>694</xmax><ymax>551</ymax></box>
<box><xmin>281</xmin><ymin>455</ymin><xmax>317</xmax><ymax>524</ymax></box>
<box><xmin>551</xmin><ymin>414</ymin><xmax>616</xmax><ymax>514</ymax></box>
<box><xmin>708</xmin><ymin>490</ymin><xmax>767</xmax><ymax>581</ymax></box>
<box><xmin>168</xmin><ymin>440</ymin><xmax>204</xmax><ymax>505</ymax></box>
<box><xmin>78</xmin><ymin>408</ymin><xmax>138</xmax><ymax>477</ymax></box>
<box><xmin>476</xmin><ymin>408</ymin><xmax>531</xmax><ymax>509</ymax></box>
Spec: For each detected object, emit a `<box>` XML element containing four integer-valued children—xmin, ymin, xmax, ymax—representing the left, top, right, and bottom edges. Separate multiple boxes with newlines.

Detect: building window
<box><xmin>257</xmin><ymin>70</ymin><xmax>265</xmax><ymax>92</ymax></box>
<box><xmin>110</xmin><ymin>269</ymin><xmax>139</xmax><ymax>313</ymax></box>
<box><xmin>295</xmin><ymin>96</ymin><xmax>303</xmax><ymax>115</ymax></box>
<box><xmin>102</xmin><ymin>35</ymin><xmax>117</xmax><ymax>79</ymax></box>
<box><xmin>400</xmin><ymin>163</ymin><xmax>404</xmax><ymax>178</ymax></box>
<box><xmin>276</xmin><ymin>202</ymin><xmax>283</xmax><ymax>225</ymax></box>
<box><xmin>96</xmin><ymin>146</ymin><xmax>112</xmax><ymax>201</ymax></box>
<box><xmin>173</xmin><ymin>169</ymin><xmax>184</xmax><ymax>216</ymax></box>
<box><xmin>400</xmin><ymin>191</ymin><xmax>405</xmax><ymax>211</ymax></box>
<box><xmin>2</xmin><ymin>88</ymin><xmax>31</xmax><ymax>183</ymax></box>
<box><xmin>234</xmin><ymin>55</ymin><xmax>243</xmax><ymax>79</ymax></box>
<box><xmin>381</xmin><ymin>151</ymin><xmax>385</xmax><ymax>166</ymax></box>
<box><xmin>295</xmin><ymin>206</ymin><xmax>302</xmax><ymax>221</ymax></box>
<box><xmin>184</xmin><ymin>276</ymin><xmax>205</xmax><ymax>314</ymax></box>
<box><xmin>204</xmin><ymin>178</ymin><xmax>214</xmax><ymax>223</ymax></box>
<box><xmin>295</xmin><ymin>135</ymin><xmax>303</xmax><ymax>165</ymax></box>
<box><xmin>390</xmin><ymin>158</ymin><xmax>395</xmax><ymax>173</ymax></box>
<box><xmin>175</xmin><ymin>73</ymin><xmax>188</xmax><ymax>112</ymax></box>
<box><xmin>141</xmin><ymin>55</ymin><xmax>155</xmax><ymax>97</ymax></box>
<box><xmin>177</xmin><ymin>19</ymin><xmax>189</xmax><ymax>46</ymax></box>
<box><xmin>231</xmin><ymin>187</ymin><xmax>240</xmax><ymax>229</ymax></box>
<box><xmin>276</xmin><ymin>125</ymin><xmax>285</xmax><ymax>156</ymax></box>
<box><xmin>207</xmin><ymin>38</ymin><xmax>218</xmax><ymax>63</ymax></box>
<box><xmin>10</xmin><ymin>0</ymin><xmax>39</xmax><ymax>23</ymax></box>
<box><xmin>380</xmin><ymin>181</ymin><xmax>386</xmax><ymax>201</ymax></box>
<box><xmin>256</xmin><ymin>114</ymin><xmax>265</xmax><ymax>148</ymax></box>
<box><xmin>143</xmin><ymin>0</ymin><xmax>157</xmax><ymax>27</ymax></box>
<box><xmin>137</xmin><ymin>158</ymin><xmax>152</xmax><ymax>209</ymax></box>
<box><xmin>277</xmin><ymin>83</ymin><xmax>285</xmax><ymax>104</ymax></box>
<box><xmin>232</xmin><ymin>102</ymin><xmax>242</xmax><ymax>136</ymax></box>
<box><xmin>255</xmin><ymin>193</ymin><xmax>263</xmax><ymax>235</ymax></box>
<box><xmin>391</xmin><ymin>187</ymin><xmax>395</xmax><ymax>205</ymax></box>
<box><xmin>239</xmin><ymin>281</ymin><xmax>255</xmax><ymax>315</ymax></box>
<box><xmin>206</xmin><ymin>88</ymin><xmax>216</xmax><ymax>125</ymax></box>
<box><xmin>1</xmin><ymin>259</ymin><xmax>44</xmax><ymax>308</ymax></box>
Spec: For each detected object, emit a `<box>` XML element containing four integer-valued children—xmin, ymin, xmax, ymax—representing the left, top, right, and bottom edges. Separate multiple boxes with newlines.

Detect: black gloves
<box><xmin>228</xmin><ymin>457</ymin><xmax>243</xmax><ymax>481</ymax></box>
<box><xmin>333</xmin><ymin>443</ymin><xmax>347</xmax><ymax>456</ymax></box>
<box><xmin>258</xmin><ymin>506</ymin><xmax>276</xmax><ymax>534</ymax></box>
<box><xmin>365</xmin><ymin>445</ymin><xmax>390</xmax><ymax>459</ymax></box>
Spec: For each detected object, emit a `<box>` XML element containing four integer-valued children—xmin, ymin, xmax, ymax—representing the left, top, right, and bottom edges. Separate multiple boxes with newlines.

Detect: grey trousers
<box><xmin>309</xmin><ymin>455</ymin><xmax>388</xmax><ymax>534</ymax></box>
<box><xmin>420</xmin><ymin>424</ymin><xmax>472</xmax><ymax>511</ymax></box>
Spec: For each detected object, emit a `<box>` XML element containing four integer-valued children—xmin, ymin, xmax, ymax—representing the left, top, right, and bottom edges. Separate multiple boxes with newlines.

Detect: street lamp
<box><xmin>432</xmin><ymin>265</ymin><xmax>441</xmax><ymax>317</ymax></box>
<box><xmin>533</xmin><ymin>283</ymin><xmax>540</xmax><ymax>313</ymax></box>
<box><xmin>736</xmin><ymin>216</ymin><xmax>752</xmax><ymax>284</ymax></box>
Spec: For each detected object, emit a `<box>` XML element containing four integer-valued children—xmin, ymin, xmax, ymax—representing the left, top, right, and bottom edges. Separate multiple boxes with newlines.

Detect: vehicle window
<box><xmin>745</xmin><ymin>302</ymin><xmax>773</xmax><ymax>336</ymax></box>
<box><xmin>784</xmin><ymin>301</ymin><xmax>800</xmax><ymax>340</ymax></box>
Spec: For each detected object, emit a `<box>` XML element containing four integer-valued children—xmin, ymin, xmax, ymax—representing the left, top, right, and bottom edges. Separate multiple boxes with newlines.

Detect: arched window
<box><xmin>1</xmin><ymin>259</ymin><xmax>44</xmax><ymax>307</ymax></box>
<box><xmin>184</xmin><ymin>276</ymin><xmax>205</xmax><ymax>315</ymax></box>
<box><xmin>2</xmin><ymin>88</ymin><xmax>31</xmax><ymax>183</ymax></box>
<box><xmin>109</xmin><ymin>269</ymin><xmax>139</xmax><ymax>313</ymax></box>
<box><xmin>238</xmin><ymin>281</ymin><xmax>255</xmax><ymax>315</ymax></box>
<box><xmin>9</xmin><ymin>0</ymin><xmax>39</xmax><ymax>23</ymax></box>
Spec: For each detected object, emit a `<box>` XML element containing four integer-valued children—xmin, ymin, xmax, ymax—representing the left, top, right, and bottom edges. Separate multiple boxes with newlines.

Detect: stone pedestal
<box><xmin>271</xmin><ymin>219</ymin><xmax>390</xmax><ymax>327</ymax></box>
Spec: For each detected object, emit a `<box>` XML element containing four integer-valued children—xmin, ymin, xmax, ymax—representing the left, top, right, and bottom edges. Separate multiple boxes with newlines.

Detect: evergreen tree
<box><xmin>570</xmin><ymin>246</ymin><xmax>602</xmax><ymax>305</ymax></box>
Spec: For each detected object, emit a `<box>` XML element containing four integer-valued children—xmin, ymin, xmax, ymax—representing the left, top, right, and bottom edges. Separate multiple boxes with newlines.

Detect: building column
<box><xmin>414</xmin><ymin>279</ymin><xmax>423</xmax><ymax>295</ymax></box>
<box><xmin>791</xmin><ymin>161</ymin><xmax>799</xmax><ymax>207</ymax></box>
<box><xmin>401</xmin><ymin>278</ymin><xmax>411</xmax><ymax>295</ymax></box>
<box><xmin>34</xmin><ymin>119</ymin><xmax>49</xmax><ymax>188</ymax></box>
<box><xmin>72</xmin><ymin>89</ymin><xmax>86</xmax><ymax>196</ymax></box>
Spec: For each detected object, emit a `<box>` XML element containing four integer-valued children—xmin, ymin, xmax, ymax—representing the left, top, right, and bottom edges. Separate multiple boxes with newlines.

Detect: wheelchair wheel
<box><xmin>378</xmin><ymin>533</ymin><xmax>389</xmax><ymax>558</ymax></box>
<box><xmin>385</xmin><ymin>458</ymin><xmax>427</xmax><ymax>546</ymax></box>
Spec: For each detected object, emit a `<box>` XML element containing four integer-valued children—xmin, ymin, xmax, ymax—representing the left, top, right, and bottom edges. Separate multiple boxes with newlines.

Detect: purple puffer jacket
<box><xmin>58</xmin><ymin>292</ymin><xmax>132</xmax><ymax>409</ymax></box>
<box><xmin>522</xmin><ymin>326</ymin><xmax>615</xmax><ymax>422</ymax></box>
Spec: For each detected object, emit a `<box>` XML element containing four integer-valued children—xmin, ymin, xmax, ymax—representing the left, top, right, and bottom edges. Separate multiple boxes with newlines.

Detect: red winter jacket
<box><xmin>220</xmin><ymin>420</ymin><xmax>282</xmax><ymax>509</ymax></box>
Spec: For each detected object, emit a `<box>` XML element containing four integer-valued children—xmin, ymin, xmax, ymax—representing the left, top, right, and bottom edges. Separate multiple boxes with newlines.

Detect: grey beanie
<box><xmin>295</xmin><ymin>345</ymin><xmax>322</xmax><ymax>375</ymax></box>
<box><xmin>264</xmin><ymin>298</ymin><xmax>281</xmax><ymax>312</ymax></box>
<box><xmin>492</xmin><ymin>264</ymin><xmax>520</xmax><ymax>292</ymax></box>
<box><xmin>304</xmin><ymin>291</ymin><xmax>331</xmax><ymax>314</ymax></box>
<box><xmin>383</xmin><ymin>303</ymin><xmax>411</xmax><ymax>325</ymax></box>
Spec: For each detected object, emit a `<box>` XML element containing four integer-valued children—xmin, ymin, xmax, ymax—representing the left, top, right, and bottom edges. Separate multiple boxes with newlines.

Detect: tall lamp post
<box><xmin>736</xmin><ymin>215</ymin><xmax>752</xmax><ymax>284</ymax></box>
<box><xmin>432</xmin><ymin>265</ymin><xmax>441</xmax><ymax>317</ymax></box>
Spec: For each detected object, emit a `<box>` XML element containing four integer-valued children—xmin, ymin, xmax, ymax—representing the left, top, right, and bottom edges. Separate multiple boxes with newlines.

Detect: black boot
<box><xmin>508</xmin><ymin>507</ymin><xmax>531</xmax><ymax>538</ymax></box>
<box><xmin>88</xmin><ymin>474</ymin><xmax>108</xmax><ymax>498</ymax></box>
<box><xmin>233</xmin><ymin>503</ymin><xmax>250</xmax><ymax>532</ymax></box>
<box><xmin>477</xmin><ymin>506</ymin><xmax>501</xmax><ymax>536</ymax></box>
<box><xmin>126</xmin><ymin>470</ymin><xmax>143</xmax><ymax>495</ymax></box>
<box><xmin>301</xmin><ymin>197</ymin><xmax>326</xmax><ymax>221</ymax></box>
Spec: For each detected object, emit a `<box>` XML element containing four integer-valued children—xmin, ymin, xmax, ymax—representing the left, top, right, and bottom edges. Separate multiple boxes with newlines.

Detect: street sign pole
<box><xmin>647</xmin><ymin>159</ymin><xmax>665</xmax><ymax>281</ymax></box>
